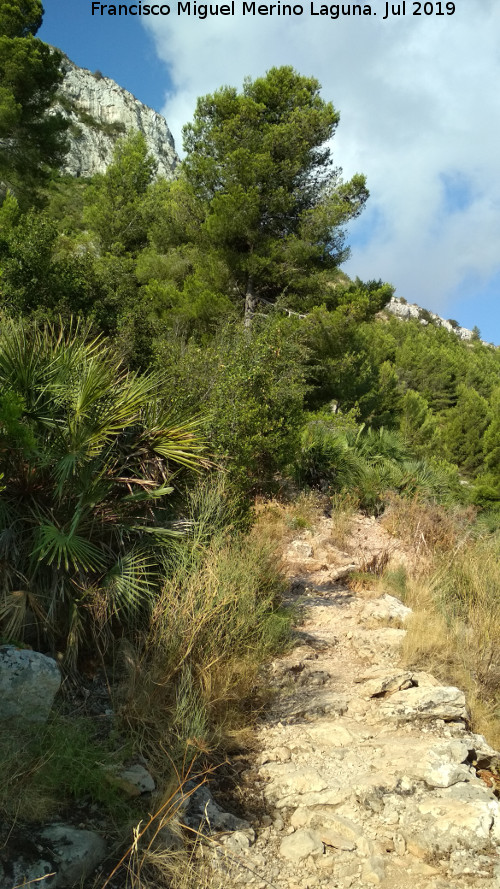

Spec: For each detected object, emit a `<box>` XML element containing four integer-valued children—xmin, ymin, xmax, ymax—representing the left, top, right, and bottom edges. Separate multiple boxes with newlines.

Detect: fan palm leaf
<box><xmin>0</xmin><ymin>318</ymin><xmax>207</xmax><ymax>656</ymax></box>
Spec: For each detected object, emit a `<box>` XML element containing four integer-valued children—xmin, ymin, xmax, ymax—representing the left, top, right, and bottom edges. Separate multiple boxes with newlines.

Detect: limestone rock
<box><xmin>286</xmin><ymin>540</ymin><xmax>314</xmax><ymax>560</ymax></box>
<box><xmin>0</xmin><ymin>645</ymin><xmax>61</xmax><ymax>722</ymax></box>
<box><xmin>360</xmin><ymin>670</ymin><xmax>414</xmax><ymax>698</ymax></box>
<box><xmin>419</xmin><ymin>740</ymin><xmax>473</xmax><ymax>788</ymax></box>
<box><xmin>422</xmin><ymin>760</ymin><xmax>473</xmax><ymax>788</ymax></box>
<box><xmin>361</xmin><ymin>855</ymin><xmax>386</xmax><ymax>884</ymax></box>
<box><xmin>363</xmin><ymin>594</ymin><xmax>412</xmax><ymax>625</ymax></box>
<box><xmin>320</xmin><ymin>829</ymin><xmax>356</xmax><ymax>851</ymax></box>
<box><xmin>411</xmin><ymin>670</ymin><xmax>441</xmax><ymax>687</ymax></box>
<box><xmin>117</xmin><ymin>763</ymin><xmax>155</xmax><ymax>795</ymax></box>
<box><xmin>386</xmin><ymin>297</ymin><xmax>480</xmax><ymax>343</ymax></box>
<box><xmin>218</xmin><ymin>830</ymin><xmax>253</xmax><ymax>853</ymax></box>
<box><xmin>379</xmin><ymin>685</ymin><xmax>467</xmax><ymax>722</ymax></box>
<box><xmin>414</xmin><ymin>795</ymin><xmax>497</xmax><ymax>851</ymax></box>
<box><xmin>279</xmin><ymin>829</ymin><xmax>324</xmax><ymax>862</ymax></box>
<box><xmin>304</xmin><ymin>718</ymin><xmax>365</xmax><ymax>748</ymax></box>
<box><xmin>0</xmin><ymin>853</ymin><xmax>55</xmax><ymax>889</ymax></box>
<box><xmin>184</xmin><ymin>785</ymin><xmax>252</xmax><ymax>835</ymax></box>
<box><xmin>55</xmin><ymin>55</ymin><xmax>178</xmax><ymax>179</ymax></box>
<box><xmin>39</xmin><ymin>826</ymin><xmax>107</xmax><ymax>886</ymax></box>
<box><xmin>290</xmin><ymin>808</ymin><xmax>362</xmax><ymax>846</ymax></box>
<box><xmin>259</xmin><ymin>745</ymin><xmax>292</xmax><ymax>764</ymax></box>
<box><xmin>258</xmin><ymin>763</ymin><xmax>328</xmax><ymax>795</ymax></box>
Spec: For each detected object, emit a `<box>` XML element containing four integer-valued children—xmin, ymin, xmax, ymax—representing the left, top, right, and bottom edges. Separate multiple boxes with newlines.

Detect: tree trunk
<box><xmin>244</xmin><ymin>274</ymin><xmax>257</xmax><ymax>334</ymax></box>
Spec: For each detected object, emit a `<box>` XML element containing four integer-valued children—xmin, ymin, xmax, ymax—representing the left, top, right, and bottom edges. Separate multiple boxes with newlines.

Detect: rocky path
<box><xmin>204</xmin><ymin>514</ymin><xmax>500</xmax><ymax>889</ymax></box>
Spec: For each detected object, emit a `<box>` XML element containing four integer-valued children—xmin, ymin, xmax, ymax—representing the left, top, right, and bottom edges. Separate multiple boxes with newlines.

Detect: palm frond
<box><xmin>122</xmin><ymin>482</ymin><xmax>174</xmax><ymax>503</ymax></box>
<box><xmin>0</xmin><ymin>318</ymin><xmax>208</xmax><ymax>653</ymax></box>
<box><xmin>147</xmin><ymin>417</ymin><xmax>208</xmax><ymax>471</ymax></box>
<box><xmin>104</xmin><ymin>550</ymin><xmax>157</xmax><ymax>615</ymax></box>
<box><xmin>32</xmin><ymin>522</ymin><xmax>106</xmax><ymax>573</ymax></box>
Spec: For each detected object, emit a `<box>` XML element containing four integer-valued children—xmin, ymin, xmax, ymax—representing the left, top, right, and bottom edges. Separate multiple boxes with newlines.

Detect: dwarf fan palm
<box><xmin>0</xmin><ymin>319</ymin><xmax>206</xmax><ymax>661</ymax></box>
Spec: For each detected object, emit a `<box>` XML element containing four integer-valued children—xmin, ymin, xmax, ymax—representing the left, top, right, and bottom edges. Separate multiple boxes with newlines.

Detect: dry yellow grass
<box><xmin>382</xmin><ymin>505</ymin><xmax>500</xmax><ymax>748</ymax></box>
<box><xmin>328</xmin><ymin>491</ymin><xmax>359</xmax><ymax>549</ymax></box>
<box><xmin>253</xmin><ymin>490</ymin><xmax>324</xmax><ymax>544</ymax></box>
<box><xmin>381</xmin><ymin>493</ymin><xmax>475</xmax><ymax>560</ymax></box>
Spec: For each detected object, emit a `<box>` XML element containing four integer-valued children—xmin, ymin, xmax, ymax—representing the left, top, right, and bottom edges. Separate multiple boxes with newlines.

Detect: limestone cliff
<box><xmin>385</xmin><ymin>297</ymin><xmax>489</xmax><ymax>345</ymax></box>
<box><xmin>54</xmin><ymin>54</ymin><xmax>178</xmax><ymax>179</ymax></box>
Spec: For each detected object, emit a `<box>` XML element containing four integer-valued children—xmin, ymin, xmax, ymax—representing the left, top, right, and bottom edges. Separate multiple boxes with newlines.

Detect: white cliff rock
<box><xmin>55</xmin><ymin>55</ymin><xmax>178</xmax><ymax>179</ymax></box>
<box><xmin>385</xmin><ymin>297</ymin><xmax>490</xmax><ymax>345</ymax></box>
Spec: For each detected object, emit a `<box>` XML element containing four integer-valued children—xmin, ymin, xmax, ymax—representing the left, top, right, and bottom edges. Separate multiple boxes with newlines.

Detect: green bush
<box><xmin>294</xmin><ymin>415</ymin><xmax>461</xmax><ymax>513</ymax></box>
<box><xmin>156</xmin><ymin>317</ymin><xmax>308</xmax><ymax>498</ymax></box>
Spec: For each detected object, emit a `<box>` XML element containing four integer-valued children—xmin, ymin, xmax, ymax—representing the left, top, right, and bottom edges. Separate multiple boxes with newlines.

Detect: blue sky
<box><xmin>40</xmin><ymin>0</ymin><xmax>169</xmax><ymax>109</ymax></box>
<box><xmin>41</xmin><ymin>1</ymin><xmax>500</xmax><ymax>343</ymax></box>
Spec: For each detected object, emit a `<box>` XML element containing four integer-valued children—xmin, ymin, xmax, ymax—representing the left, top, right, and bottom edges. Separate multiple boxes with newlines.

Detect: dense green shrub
<box><xmin>156</xmin><ymin>316</ymin><xmax>308</xmax><ymax>497</ymax></box>
<box><xmin>294</xmin><ymin>413</ymin><xmax>463</xmax><ymax>513</ymax></box>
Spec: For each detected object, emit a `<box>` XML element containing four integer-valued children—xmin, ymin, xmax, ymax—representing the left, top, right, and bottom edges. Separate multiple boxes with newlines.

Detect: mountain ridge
<box><xmin>385</xmin><ymin>296</ymin><xmax>491</xmax><ymax>346</ymax></box>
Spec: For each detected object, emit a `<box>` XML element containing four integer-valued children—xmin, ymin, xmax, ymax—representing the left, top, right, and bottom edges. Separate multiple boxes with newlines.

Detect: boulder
<box><xmin>290</xmin><ymin>807</ymin><xmax>362</xmax><ymax>848</ymax></box>
<box><xmin>363</xmin><ymin>594</ymin><xmax>412</xmax><ymax>625</ymax></box>
<box><xmin>379</xmin><ymin>685</ymin><xmax>467</xmax><ymax>722</ymax></box>
<box><xmin>415</xmin><ymin>795</ymin><xmax>496</xmax><ymax>851</ymax></box>
<box><xmin>279</xmin><ymin>828</ymin><xmax>324</xmax><ymax>862</ymax></box>
<box><xmin>360</xmin><ymin>670</ymin><xmax>413</xmax><ymax>698</ymax></box>
<box><xmin>419</xmin><ymin>740</ymin><xmax>473</xmax><ymax>788</ymax></box>
<box><xmin>0</xmin><ymin>825</ymin><xmax>106</xmax><ymax>889</ymax></box>
<box><xmin>184</xmin><ymin>785</ymin><xmax>253</xmax><ymax>836</ymax></box>
<box><xmin>40</xmin><ymin>826</ymin><xmax>107</xmax><ymax>886</ymax></box>
<box><xmin>0</xmin><ymin>646</ymin><xmax>61</xmax><ymax>723</ymax></box>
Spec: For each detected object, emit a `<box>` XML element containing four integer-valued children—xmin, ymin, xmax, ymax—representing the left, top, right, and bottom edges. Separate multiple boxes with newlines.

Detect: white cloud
<box><xmin>143</xmin><ymin>1</ymin><xmax>500</xmax><ymax>325</ymax></box>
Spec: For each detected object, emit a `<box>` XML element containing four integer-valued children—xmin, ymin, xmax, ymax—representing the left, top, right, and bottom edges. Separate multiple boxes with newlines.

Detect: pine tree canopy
<box><xmin>0</xmin><ymin>0</ymin><xmax>68</xmax><ymax>204</ymax></box>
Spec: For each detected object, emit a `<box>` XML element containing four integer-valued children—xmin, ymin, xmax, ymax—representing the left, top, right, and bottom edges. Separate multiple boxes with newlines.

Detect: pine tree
<box><xmin>0</xmin><ymin>0</ymin><xmax>68</xmax><ymax>204</ymax></box>
<box><xmin>162</xmin><ymin>67</ymin><xmax>369</xmax><ymax>328</ymax></box>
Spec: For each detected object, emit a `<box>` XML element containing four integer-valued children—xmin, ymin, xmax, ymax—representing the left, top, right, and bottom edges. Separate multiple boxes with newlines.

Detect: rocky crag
<box><xmin>385</xmin><ymin>297</ymin><xmax>487</xmax><ymax>345</ymax></box>
<box><xmin>199</xmin><ymin>515</ymin><xmax>500</xmax><ymax>889</ymax></box>
<box><xmin>54</xmin><ymin>54</ymin><xmax>178</xmax><ymax>179</ymax></box>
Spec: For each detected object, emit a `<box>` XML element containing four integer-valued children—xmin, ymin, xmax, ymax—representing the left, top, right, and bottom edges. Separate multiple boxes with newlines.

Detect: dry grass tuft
<box><xmin>385</xmin><ymin>532</ymin><xmax>500</xmax><ymax>748</ymax></box>
<box><xmin>328</xmin><ymin>491</ymin><xmax>359</xmax><ymax>549</ymax></box>
<box><xmin>118</xmin><ymin>486</ymin><xmax>292</xmax><ymax>784</ymax></box>
<box><xmin>381</xmin><ymin>494</ymin><xmax>475</xmax><ymax>560</ymax></box>
<box><xmin>253</xmin><ymin>490</ymin><xmax>324</xmax><ymax>544</ymax></box>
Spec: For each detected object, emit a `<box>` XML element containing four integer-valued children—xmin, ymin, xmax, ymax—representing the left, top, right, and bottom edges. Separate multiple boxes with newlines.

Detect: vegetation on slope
<box><xmin>1</xmin><ymin>19</ymin><xmax>500</xmax><ymax>885</ymax></box>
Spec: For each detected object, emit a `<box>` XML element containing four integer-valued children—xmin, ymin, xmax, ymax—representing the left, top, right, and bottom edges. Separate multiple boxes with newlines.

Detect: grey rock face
<box><xmin>55</xmin><ymin>55</ymin><xmax>178</xmax><ymax>179</ymax></box>
<box><xmin>0</xmin><ymin>645</ymin><xmax>61</xmax><ymax>722</ymax></box>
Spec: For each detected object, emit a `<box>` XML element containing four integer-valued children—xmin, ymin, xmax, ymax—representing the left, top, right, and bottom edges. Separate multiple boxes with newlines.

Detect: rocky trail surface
<box><xmin>199</xmin><ymin>515</ymin><xmax>500</xmax><ymax>889</ymax></box>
